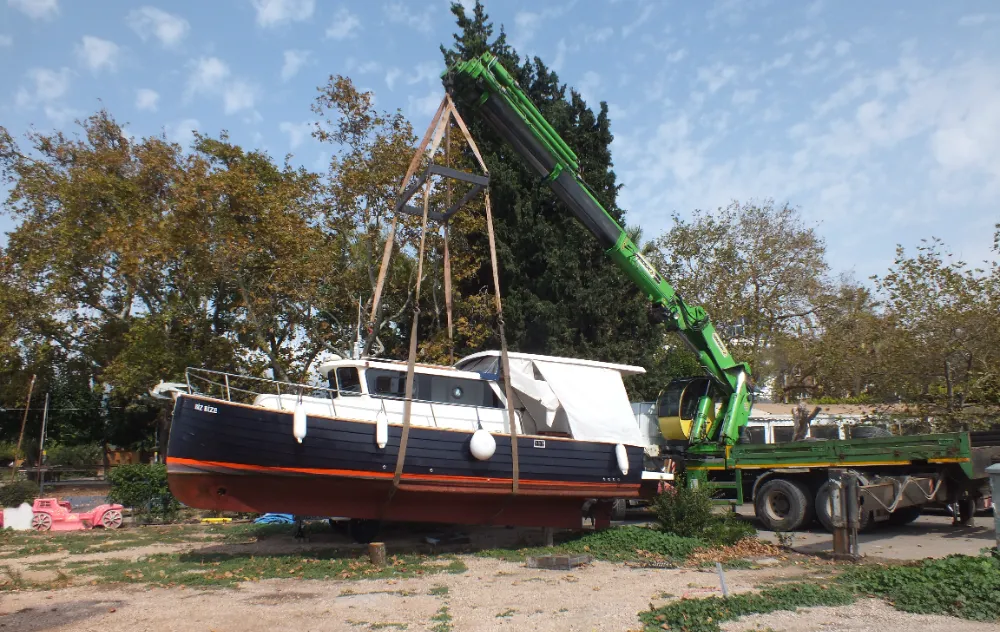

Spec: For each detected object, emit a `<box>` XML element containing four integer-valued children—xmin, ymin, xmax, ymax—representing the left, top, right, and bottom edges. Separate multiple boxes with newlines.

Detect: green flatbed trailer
<box><xmin>684</xmin><ymin>430</ymin><xmax>1000</xmax><ymax>531</ymax></box>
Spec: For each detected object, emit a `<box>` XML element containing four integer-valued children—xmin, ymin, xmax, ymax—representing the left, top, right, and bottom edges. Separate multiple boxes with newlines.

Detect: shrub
<box><xmin>47</xmin><ymin>443</ymin><xmax>102</xmax><ymax>469</ymax></box>
<box><xmin>653</xmin><ymin>475</ymin><xmax>756</xmax><ymax>545</ymax></box>
<box><xmin>107</xmin><ymin>463</ymin><xmax>179</xmax><ymax>521</ymax></box>
<box><xmin>0</xmin><ymin>479</ymin><xmax>38</xmax><ymax>507</ymax></box>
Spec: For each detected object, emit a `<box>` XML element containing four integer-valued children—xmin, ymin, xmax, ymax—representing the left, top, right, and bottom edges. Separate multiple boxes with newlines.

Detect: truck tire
<box><xmin>611</xmin><ymin>499</ymin><xmax>627</xmax><ymax>521</ymax></box>
<box><xmin>755</xmin><ymin>478</ymin><xmax>812</xmax><ymax>532</ymax></box>
<box><xmin>815</xmin><ymin>480</ymin><xmax>874</xmax><ymax>532</ymax></box>
<box><xmin>888</xmin><ymin>506</ymin><xmax>922</xmax><ymax>525</ymax></box>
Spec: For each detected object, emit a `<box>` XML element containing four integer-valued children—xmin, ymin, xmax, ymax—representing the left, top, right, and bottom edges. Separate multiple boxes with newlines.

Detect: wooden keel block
<box><xmin>368</xmin><ymin>542</ymin><xmax>387</xmax><ymax>567</ymax></box>
<box><xmin>527</xmin><ymin>554</ymin><xmax>592</xmax><ymax>570</ymax></box>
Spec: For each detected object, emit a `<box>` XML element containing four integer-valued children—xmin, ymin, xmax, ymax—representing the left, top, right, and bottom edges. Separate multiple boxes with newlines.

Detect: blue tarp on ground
<box><xmin>254</xmin><ymin>513</ymin><xmax>295</xmax><ymax>524</ymax></box>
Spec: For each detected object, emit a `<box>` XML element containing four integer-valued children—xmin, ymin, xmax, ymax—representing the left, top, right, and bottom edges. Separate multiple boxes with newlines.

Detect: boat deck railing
<box><xmin>183</xmin><ymin>367</ymin><xmax>514</xmax><ymax>434</ymax></box>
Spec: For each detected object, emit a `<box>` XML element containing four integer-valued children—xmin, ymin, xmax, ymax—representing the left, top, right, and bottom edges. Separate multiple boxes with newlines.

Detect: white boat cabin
<box><xmin>253</xmin><ymin>351</ymin><xmax>647</xmax><ymax>446</ymax></box>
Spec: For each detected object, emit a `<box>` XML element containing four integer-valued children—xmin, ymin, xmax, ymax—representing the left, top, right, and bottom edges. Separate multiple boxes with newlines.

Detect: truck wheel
<box><xmin>815</xmin><ymin>480</ymin><xmax>874</xmax><ymax>532</ymax></box>
<box><xmin>888</xmin><ymin>506</ymin><xmax>922</xmax><ymax>525</ymax></box>
<box><xmin>755</xmin><ymin>478</ymin><xmax>812</xmax><ymax>531</ymax></box>
<box><xmin>611</xmin><ymin>499</ymin><xmax>627</xmax><ymax>521</ymax></box>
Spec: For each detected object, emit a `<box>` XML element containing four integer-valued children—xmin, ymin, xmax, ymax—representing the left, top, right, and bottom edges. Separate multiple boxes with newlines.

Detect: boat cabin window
<box><xmin>336</xmin><ymin>367</ymin><xmax>362</xmax><ymax>396</ymax></box>
<box><xmin>366</xmin><ymin>369</ymin><xmax>501</xmax><ymax>408</ymax></box>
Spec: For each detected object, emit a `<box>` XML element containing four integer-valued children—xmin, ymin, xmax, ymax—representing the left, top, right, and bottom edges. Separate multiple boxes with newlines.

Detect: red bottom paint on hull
<box><xmin>169</xmin><ymin>472</ymin><xmax>609</xmax><ymax>529</ymax></box>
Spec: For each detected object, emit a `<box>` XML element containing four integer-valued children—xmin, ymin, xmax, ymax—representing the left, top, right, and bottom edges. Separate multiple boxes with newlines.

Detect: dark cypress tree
<box><xmin>441</xmin><ymin>2</ymin><xmax>699</xmax><ymax>399</ymax></box>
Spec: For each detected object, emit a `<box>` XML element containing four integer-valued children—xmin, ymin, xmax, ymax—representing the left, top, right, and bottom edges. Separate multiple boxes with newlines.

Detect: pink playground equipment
<box><xmin>30</xmin><ymin>497</ymin><xmax>124</xmax><ymax>531</ymax></box>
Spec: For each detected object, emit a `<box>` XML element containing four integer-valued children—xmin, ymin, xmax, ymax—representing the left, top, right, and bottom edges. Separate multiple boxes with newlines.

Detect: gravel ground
<box><xmin>1</xmin><ymin>556</ymin><xmax>813</xmax><ymax>632</ymax></box>
<box><xmin>720</xmin><ymin>598</ymin><xmax>1000</xmax><ymax>632</ymax></box>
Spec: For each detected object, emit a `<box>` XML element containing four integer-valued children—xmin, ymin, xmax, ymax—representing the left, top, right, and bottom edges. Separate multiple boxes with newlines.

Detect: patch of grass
<box><xmin>430</xmin><ymin>605</ymin><xmax>453</xmax><ymax>632</ymax></box>
<box><xmin>478</xmin><ymin>525</ymin><xmax>703</xmax><ymax>564</ymax></box>
<box><xmin>843</xmin><ymin>551</ymin><xmax>1000</xmax><ymax>622</ymax></box>
<box><xmin>495</xmin><ymin>609</ymin><xmax>516</xmax><ymax>618</ymax></box>
<box><xmin>429</xmin><ymin>585</ymin><xmax>449</xmax><ymax>596</ymax></box>
<box><xmin>370</xmin><ymin>623</ymin><xmax>407</xmax><ymax>630</ymax></box>
<box><xmin>0</xmin><ymin>524</ymin><xmax>213</xmax><ymax>558</ymax></box>
<box><xmin>639</xmin><ymin>583</ymin><xmax>856</xmax><ymax>632</ymax></box>
<box><xmin>70</xmin><ymin>549</ymin><xmax>466</xmax><ymax>588</ymax></box>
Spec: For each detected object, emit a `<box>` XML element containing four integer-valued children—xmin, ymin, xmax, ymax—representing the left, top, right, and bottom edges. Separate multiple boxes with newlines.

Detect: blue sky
<box><xmin>2</xmin><ymin>0</ymin><xmax>999</xmax><ymax>281</ymax></box>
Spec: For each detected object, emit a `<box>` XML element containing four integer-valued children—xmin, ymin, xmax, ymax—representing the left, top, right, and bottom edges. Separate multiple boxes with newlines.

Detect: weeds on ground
<box><xmin>430</xmin><ymin>605</ymin><xmax>453</xmax><ymax>632</ymax></box>
<box><xmin>70</xmin><ymin>549</ymin><xmax>466</xmax><ymax>588</ymax></box>
<box><xmin>639</xmin><ymin>583</ymin><xmax>856</xmax><ymax>632</ymax></box>
<box><xmin>842</xmin><ymin>550</ymin><xmax>1000</xmax><ymax>621</ymax></box>
<box><xmin>638</xmin><ymin>550</ymin><xmax>1000</xmax><ymax>630</ymax></box>
<box><xmin>477</xmin><ymin>525</ymin><xmax>703</xmax><ymax>564</ymax></box>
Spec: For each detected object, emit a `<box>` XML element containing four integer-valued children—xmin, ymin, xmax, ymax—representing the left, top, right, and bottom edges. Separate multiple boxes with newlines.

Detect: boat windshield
<box><xmin>365</xmin><ymin>369</ymin><xmax>501</xmax><ymax>408</ymax></box>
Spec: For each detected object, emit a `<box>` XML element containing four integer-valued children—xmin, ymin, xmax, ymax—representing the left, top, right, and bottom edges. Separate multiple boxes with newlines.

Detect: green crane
<box><xmin>444</xmin><ymin>52</ymin><xmax>752</xmax><ymax>455</ymax></box>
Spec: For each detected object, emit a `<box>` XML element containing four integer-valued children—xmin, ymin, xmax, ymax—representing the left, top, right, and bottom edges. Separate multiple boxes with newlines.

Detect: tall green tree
<box><xmin>442</xmin><ymin>1</ymin><xmax>693</xmax><ymax>398</ymax></box>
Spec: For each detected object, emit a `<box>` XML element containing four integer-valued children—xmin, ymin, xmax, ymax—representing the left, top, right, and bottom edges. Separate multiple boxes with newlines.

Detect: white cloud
<box><xmin>252</xmin><ymin>0</ymin><xmax>314</xmax><ymax>27</ymax></box>
<box><xmin>958</xmin><ymin>14</ymin><xmax>998</xmax><ymax>27</ymax></box>
<box><xmin>127</xmin><ymin>7</ymin><xmax>190</xmax><ymax>47</ymax></box>
<box><xmin>578</xmin><ymin>71</ymin><xmax>601</xmax><ymax>104</ymax></box>
<box><xmin>385</xmin><ymin>67</ymin><xmax>402</xmax><ymax>90</ymax></box>
<box><xmin>167</xmin><ymin>118</ymin><xmax>200</xmax><ymax>148</ymax></box>
<box><xmin>76</xmin><ymin>36</ymin><xmax>119</xmax><ymax>73</ymax></box>
<box><xmin>732</xmin><ymin>89</ymin><xmax>758</xmax><ymax>106</ymax></box>
<box><xmin>805</xmin><ymin>41</ymin><xmax>826</xmax><ymax>60</ymax></box>
<box><xmin>223</xmin><ymin>80</ymin><xmax>258</xmax><ymax>114</ymax></box>
<box><xmin>408</xmin><ymin>90</ymin><xmax>442</xmax><ymax>119</ymax></box>
<box><xmin>281</xmin><ymin>49</ymin><xmax>310</xmax><ymax>81</ymax></box>
<box><xmin>0</xmin><ymin>34</ymin><xmax>12</xmax><ymax>46</ymax></box>
<box><xmin>279</xmin><ymin>121</ymin><xmax>312</xmax><ymax>148</ymax></box>
<box><xmin>586</xmin><ymin>26</ymin><xmax>613</xmax><ymax>43</ymax></box>
<box><xmin>407</xmin><ymin>61</ymin><xmax>440</xmax><ymax>85</ymax></box>
<box><xmin>326</xmin><ymin>7</ymin><xmax>360</xmax><ymax>39</ymax></box>
<box><xmin>185</xmin><ymin>57</ymin><xmax>258</xmax><ymax>116</ymax></box>
<box><xmin>15</xmin><ymin>67</ymin><xmax>71</xmax><ymax>107</ymax></box>
<box><xmin>515</xmin><ymin>4</ymin><xmax>571</xmax><ymax>46</ymax></box>
<box><xmin>385</xmin><ymin>3</ymin><xmax>432</xmax><ymax>34</ymax></box>
<box><xmin>666</xmin><ymin>49</ymin><xmax>687</xmax><ymax>63</ymax></box>
<box><xmin>8</xmin><ymin>0</ymin><xmax>58</xmax><ymax>20</ymax></box>
<box><xmin>43</xmin><ymin>105</ymin><xmax>79</xmax><ymax>125</ymax></box>
<box><xmin>186</xmin><ymin>56</ymin><xmax>230</xmax><ymax>99</ymax></box>
<box><xmin>833</xmin><ymin>40</ymin><xmax>851</xmax><ymax>56</ymax></box>
<box><xmin>805</xmin><ymin>0</ymin><xmax>824</xmax><ymax>17</ymax></box>
<box><xmin>622</xmin><ymin>4</ymin><xmax>654</xmax><ymax>37</ymax></box>
<box><xmin>697</xmin><ymin>63</ymin><xmax>738</xmax><ymax>93</ymax></box>
<box><xmin>135</xmin><ymin>88</ymin><xmax>159</xmax><ymax>111</ymax></box>
<box><xmin>778</xmin><ymin>27</ymin><xmax>815</xmax><ymax>45</ymax></box>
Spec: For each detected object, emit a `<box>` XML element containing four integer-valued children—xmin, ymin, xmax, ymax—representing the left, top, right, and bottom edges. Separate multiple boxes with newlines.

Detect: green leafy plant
<box><xmin>478</xmin><ymin>525</ymin><xmax>703</xmax><ymax>563</ymax></box>
<box><xmin>843</xmin><ymin>552</ymin><xmax>1000</xmax><ymax>621</ymax></box>
<box><xmin>106</xmin><ymin>463</ymin><xmax>178</xmax><ymax>521</ymax></box>
<box><xmin>639</xmin><ymin>583</ymin><xmax>855</xmax><ymax>632</ymax></box>
<box><xmin>653</xmin><ymin>476</ymin><xmax>757</xmax><ymax>545</ymax></box>
<box><xmin>0</xmin><ymin>480</ymin><xmax>37</xmax><ymax>507</ymax></box>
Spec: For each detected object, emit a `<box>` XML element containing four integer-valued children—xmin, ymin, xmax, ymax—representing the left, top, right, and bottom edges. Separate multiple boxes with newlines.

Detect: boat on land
<box><xmin>163</xmin><ymin>351</ymin><xmax>668</xmax><ymax>530</ymax></box>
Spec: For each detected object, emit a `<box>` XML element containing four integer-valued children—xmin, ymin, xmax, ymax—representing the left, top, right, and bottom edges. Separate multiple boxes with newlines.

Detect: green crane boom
<box><xmin>444</xmin><ymin>52</ymin><xmax>752</xmax><ymax>451</ymax></box>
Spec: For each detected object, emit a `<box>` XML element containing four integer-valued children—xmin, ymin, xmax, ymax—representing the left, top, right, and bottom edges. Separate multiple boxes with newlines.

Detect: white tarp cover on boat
<box><xmin>508</xmin><ymin>359</ymin><xmax>645</xmax><ymax>446</ymax></box>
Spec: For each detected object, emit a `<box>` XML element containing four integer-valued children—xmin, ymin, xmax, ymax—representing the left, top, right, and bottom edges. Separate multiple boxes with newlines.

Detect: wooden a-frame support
<box><xmin>369</xmin><ymin>95</ymin><xmax>522</xmax><ymax>499</ymax></box>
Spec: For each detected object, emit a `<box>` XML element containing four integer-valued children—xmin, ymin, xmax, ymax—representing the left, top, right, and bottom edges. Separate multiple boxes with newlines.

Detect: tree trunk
<box><xmin>792</xmin><ymin>403</ymin><xmax>822</xmax><ymax>441</ymax></box>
